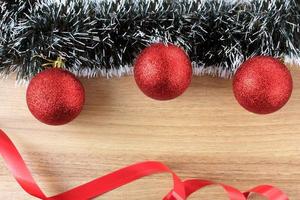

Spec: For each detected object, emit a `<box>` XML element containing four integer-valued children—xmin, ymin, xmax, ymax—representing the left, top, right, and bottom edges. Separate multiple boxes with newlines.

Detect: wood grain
<box><xmin>0</xmin><ymin>69</ymin><xmax>299</xmax><ymax>199</ymax></box>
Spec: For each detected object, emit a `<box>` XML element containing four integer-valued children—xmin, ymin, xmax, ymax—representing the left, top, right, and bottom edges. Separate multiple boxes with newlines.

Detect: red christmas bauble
<box><xmin>134</xmin><ymin>43</ymin><xmax>192</xmax><ymax>100</ymax></box>
<box><xmin>233</xmin><ymin>56</ymin><xmax>293</xmax><ymax>114</ymax></box>
<box><xmin>26</xmin><ymin>68</ymin><xmax>85</xmax><ymax>125</ymax></box>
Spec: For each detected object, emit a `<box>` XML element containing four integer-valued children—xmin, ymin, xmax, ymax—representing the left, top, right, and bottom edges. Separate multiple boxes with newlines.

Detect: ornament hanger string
<box><xmin>32</xmin><ymin>55</ymin><xmax>65</xmax><ymax>68</ymax></box>
<box><xmin>0</xmin><ymin>129</ymin><xmax>289</xmax><ymax>200</ymax></box>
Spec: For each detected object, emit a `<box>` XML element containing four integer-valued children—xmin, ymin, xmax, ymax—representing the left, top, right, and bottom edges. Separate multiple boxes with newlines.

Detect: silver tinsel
<box><xmin>0</xmin><ymin>0</ymin><xmax>299</xmax><ymax>80</ymax></box>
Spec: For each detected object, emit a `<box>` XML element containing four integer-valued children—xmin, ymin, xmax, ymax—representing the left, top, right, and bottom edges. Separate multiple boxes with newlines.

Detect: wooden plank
<box><xmin>0</xmin><ymin>69</ymin><xmax>299</xmax><ymax>199</ymax></box>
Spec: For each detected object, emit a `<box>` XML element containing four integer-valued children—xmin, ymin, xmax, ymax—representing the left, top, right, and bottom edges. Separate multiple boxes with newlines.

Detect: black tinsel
<box><xmin>0</xmin><ymin>0</ymin><xmax>299</xmax><ymax>80</ymax></box>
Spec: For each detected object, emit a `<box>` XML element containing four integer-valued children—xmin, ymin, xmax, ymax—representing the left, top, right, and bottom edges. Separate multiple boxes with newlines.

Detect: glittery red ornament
<box><xmin>134</xmin><ymin>43</ymin><xmax>192</xmax><ymax>100</ymax></box>
<box><xmin>233</xmin><ymin>56</ymin><xmax>293</xmax><ymax>114</ymax></box>
<box><xmin>26</xmin><ymin>68</ymin><xmax>85</xmax><ymax>125</ymax></box>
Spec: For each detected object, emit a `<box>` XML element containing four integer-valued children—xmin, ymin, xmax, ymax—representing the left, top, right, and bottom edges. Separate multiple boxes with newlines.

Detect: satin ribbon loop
<box><xmin>244</xmin><ymin>185</ymin><xmax>289</xmax><ymax>200</ymax></box>
<box><xmin>0</xmin><ymin>130</ymin><xmax>47</xmax><ymax>199</ymax></box>
<box><xmin>0</xmin><ymin>129</ymin><xmax>289</xmax><ymax>200</ymax></box>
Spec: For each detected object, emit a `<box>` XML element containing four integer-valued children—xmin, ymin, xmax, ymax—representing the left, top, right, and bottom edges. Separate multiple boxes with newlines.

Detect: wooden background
<box><xmin>0</xmin><ymin>69</ymin><xmax>299</xmax><ymax>199</ymax></box>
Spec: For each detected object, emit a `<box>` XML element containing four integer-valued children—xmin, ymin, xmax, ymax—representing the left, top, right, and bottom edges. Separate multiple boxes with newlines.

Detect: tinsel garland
<box><xmin>0</xmin><ymin>0</ymin><xmax>299</xmax><ymax>80</ymax></box>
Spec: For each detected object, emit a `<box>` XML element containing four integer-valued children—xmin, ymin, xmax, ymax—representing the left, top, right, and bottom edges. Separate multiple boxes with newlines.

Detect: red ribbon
<box><xmin>0</xmin><ymin>129</ymin><xmax>289</xmax><ymax>200</ymax></box>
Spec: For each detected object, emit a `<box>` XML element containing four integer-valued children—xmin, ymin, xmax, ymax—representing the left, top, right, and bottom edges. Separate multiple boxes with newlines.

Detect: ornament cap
<box><xmin>32</xmin><ymin>55</ymin><xmax>66</xmax><ymax>69</ymax></box>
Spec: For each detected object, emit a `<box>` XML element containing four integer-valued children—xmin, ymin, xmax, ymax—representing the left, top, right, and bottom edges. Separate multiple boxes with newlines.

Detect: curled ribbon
<box><xmin>0</xmin><ymin>129</ymin><xmax>288</xmax><ymax>200</ymax></box>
